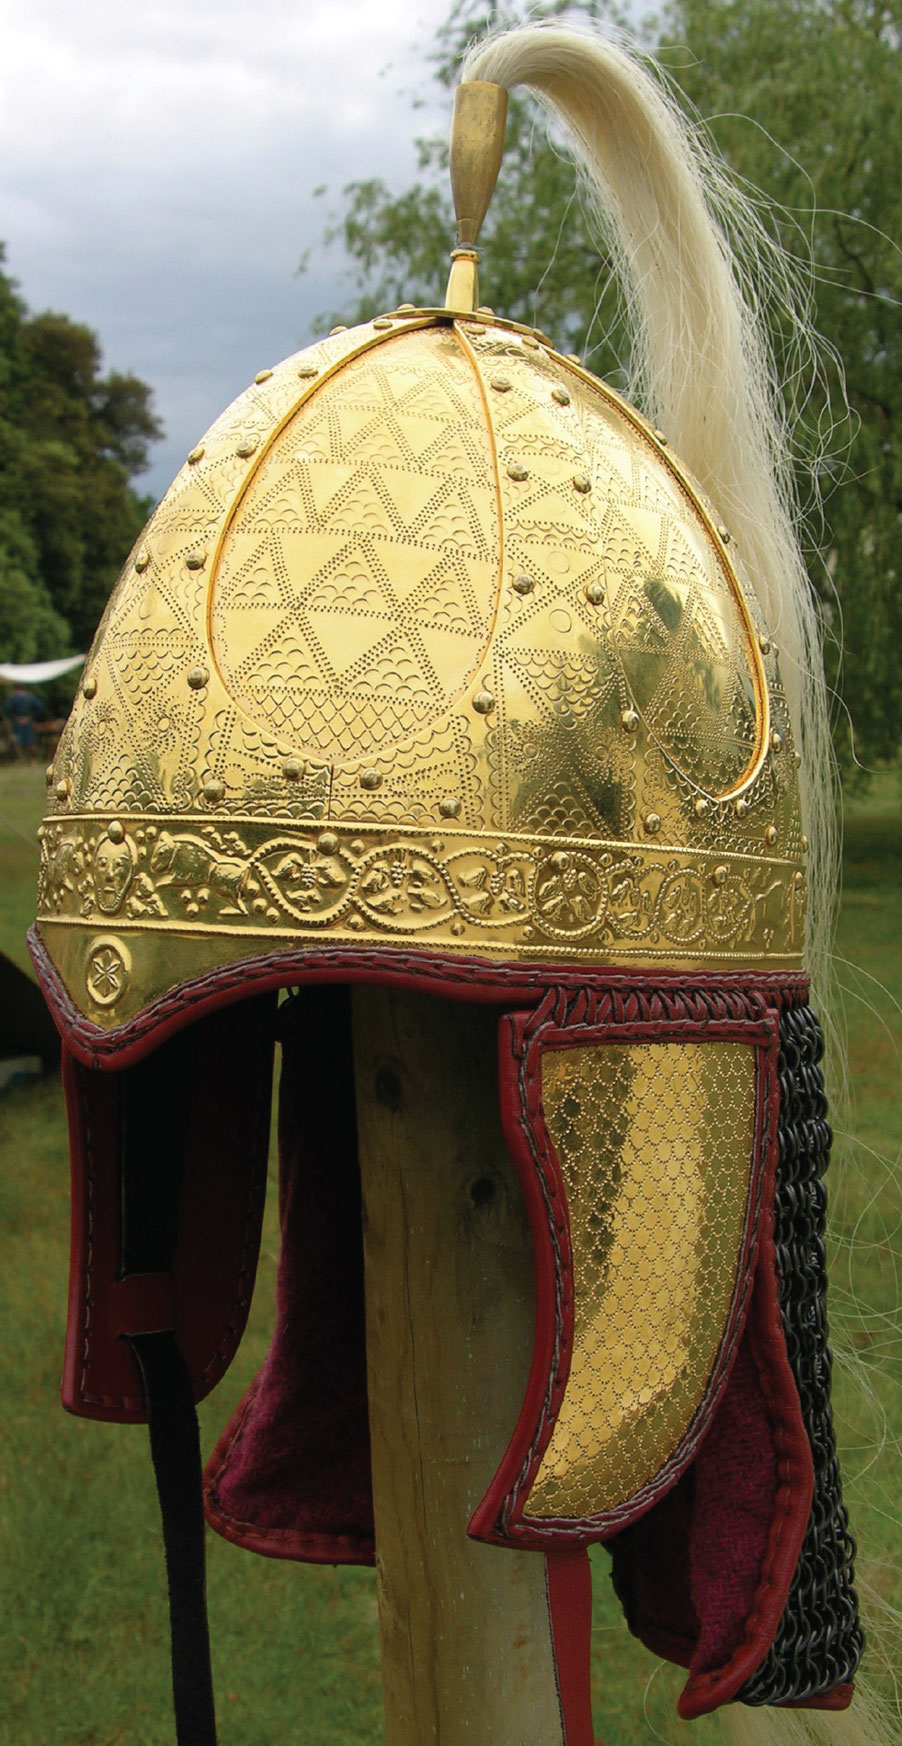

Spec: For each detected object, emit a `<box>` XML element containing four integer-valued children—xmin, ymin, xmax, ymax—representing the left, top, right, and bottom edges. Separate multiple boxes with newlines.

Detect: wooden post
<box><xmin>352</xmin><ymin>986</ymin><xmax>566</xmax><ymax>1746</ymax></box>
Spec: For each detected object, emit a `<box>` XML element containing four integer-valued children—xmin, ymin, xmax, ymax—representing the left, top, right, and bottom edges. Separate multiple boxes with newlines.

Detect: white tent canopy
<box><xmin>0</xmin><ymin>655</ymin><xmax>86</xmax><ymax>684</ymax></box>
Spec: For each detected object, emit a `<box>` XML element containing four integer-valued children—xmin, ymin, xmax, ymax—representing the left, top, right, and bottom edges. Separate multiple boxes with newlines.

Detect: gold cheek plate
<box><xmin>36</xmin><ymin>311</ymin><xmax>805</xmax><ymax>1028</ymax></box>
<box><xmin>529</xmin><ymin>1038</ymin><xmax>755</xmax><ymax>1518</ymax></box>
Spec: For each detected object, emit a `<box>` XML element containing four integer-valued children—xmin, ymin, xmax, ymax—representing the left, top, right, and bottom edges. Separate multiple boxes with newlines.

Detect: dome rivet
<box><xmin>712</xmin><ymin>864</ymin><xmax>728</xmax><ymax>887</ymax></box>
<box><xmin>185</xmin><ymin>550</ymin><xmax>207</xmax><ymax>570</ymax></box>
<box><xmin>507</xmin><ymin>462</ymin><xmax>528</xmax><ymax>482</ymax></box>
<box><xmin>794</xmin><ymin>751</ymin><xmax>802</xmax><ymax>769</ymax></box>
<box><xmin>490</xmin><ymin>376</ymin><xmax>512</xmax><ymax>392</ymax></box>
<box><xmin>473</xmin><ymin>690</ymin><xmax>496</xmax><ymax>715</ymax></box>
<box><xmin>764</xmin><ymin>824</ymin><xmax>779</xmax><ymax>846</ymax></box>
<box><xmin>107</xmin><ymin>820</ymin><xmax>125</xmax><ymax>845</ymax></box>
<box><xmin>439</xmin><ymin>796</ymin><xmax>461</xmax><ymax>819</ymax></box>
<box><xmin>693</xmin><ymin>796</ymin><xmax>710</xmax><ymax>819</ymax></box>
<box><xmin>551</xmin><ymin>386</ymin><xmax>570</xmax><ymax>406</ymax></box>
<box><xmin>467</xmin><ymin>322</ymin><xmax>486</xmax><ymax>336</ymax></box>
<box><xmin>717</xmin><ymin>524</ymin><xmax>731</xmax><ymax>543</ymax></box>
<box><xmin>283</xmin><ymin>758</ymin><xmax>303</xmax><ymax>781</ymax></box>
<box><xmin>82</xmin><ymin>677</ymin><xmax>97</xmax><ymax>700</ymax></box>
<box><xmin>734</xmin><ymin>796</ymin><xmax>750</xmax><ymax>819</ymax></box>
<box><xmin>187</xmin><ymin>445</ymin><xmax>205</xmax><ymax>464</ymax></box>
<box><xmin>329</xmin><ymin>325</ymin><xmax>348</xmax><ymax>336</ymax></box>
<box><xmin>770</xmin><ymin>730</ymin><xmax>783</xmax><ymax>754</ymax></box>
<box><xmin>792</xmin><ymin>869</ymin><xmax>805</xmax><ymax>888</ymax></box>
<box><xmin>395</xmin><ymin>304</ymin><xmax>416</xmax><ymax>314</ymax></box>
<box><xmin>203</xmin><ymin>778</ymin><xmax>224</xmax><ymax>803</ymax></box>
<box><xmin>236</xmin><ymin>439</ymin><xmax>258</xmax><ymax>459</ymax></box>
<box><xmin>759</xmin><ymin>635</ymin><xmax>771</xmax><ymax>655</ymax></box>
<box><xmin>477</xmin><ymin>306</ymin><xmax>495</xmax><ymax>319</ymax></box>
<box><xmin>653</xmin><ymin>429</ymin><xmax>668</xmax><ymax>445</ymax></box>
<box><xmin>318</xmin><ymin>831</ymin><xmax>339</xmax><ymax>854</ymax></box>
<box><xmin>55</xmin><ymin>778</ymin><xmax>70</xmax><ymax>801</ymax></box>
<box><xmin>187</xmin><ymin>666</ymin><xmax>209</xmax><ymax>690</ymax></box>
<box><xmin>254</xmin><ymin>368</ymin><xmax>273</xmax><ymax>384</ymax></box>
<box><xmin>550</xmin><ymin>851</ymin><xmax>571</xmax><ymax>872</ymax></box>
<box><xmin>45</xmin><ymin>765</ymin><xmax>54</xmax><ymax>786</ymax></box>
<box><xmin>512</xmin><ymin>573</ymin><xmax>535</xmax><ymax>595</ymax></box>
<box><xmin>620</xmin><ymin>708</ymin><xmax>639</xmax><ymax>733</ymax></box>
<box><xmin>565</xmin><ymin>353</ymin><xmax>582</xmax><ymax>365</ymax></box>
<box><xmin>522</xmin><ymin>335</ymin><xmax>539</xmax><ymax>349</ymax></box>
<box><xmin>801</xmin><ymin>835</ymin><xmax>809</xmax><ymax>854</ymax></box>
<box><xmin>360</xmin><ymin>769</ymin><xmax>382</xmax><ymax>791</ymax></box>
<box><xmin>134</xmin><ymin>547</ymin><xmax>150</xmax><ymax>573</ymax></box>
<box><xmin>372</xmin><ymin>317</ymin><xmax>393</xmax><ymax>331</ymax></box>
<box><xmin>297</xmin><ymin>363</ymin><xmax>319</xmax><ymax>379</ymax></box>
<box><xmin>643</xmin><ymin>812</ymin><xmax>662</xmax><ymax>836</ymax></box>
<box><xmin>585</xmin><ymin>581</ymin><xmax>605</xmax><ymax>606</ymax></box>
<box><xmin>572</xmin><ymin>473</ymin><xmax>591</xmax><ymax>494</ymax></box>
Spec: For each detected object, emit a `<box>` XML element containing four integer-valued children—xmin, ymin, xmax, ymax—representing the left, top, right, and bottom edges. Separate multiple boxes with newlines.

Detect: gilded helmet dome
<box><xmin>36</xmin><ymin>303</ymin><xmax>805</xmax><ymax>1029</ymax></box>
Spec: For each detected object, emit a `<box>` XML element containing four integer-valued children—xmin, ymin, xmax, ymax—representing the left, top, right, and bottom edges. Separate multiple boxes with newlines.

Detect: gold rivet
<box><xmin>621</xmin><ymin>708</ymin><xmax>639</xmax><ymax>732</ymax></box>
<box><xmin>203</xmin><ymin>778</ymin><xmax>224</xmax><ymax>803</ymax></box>
<box><xmin>734</xmin><ymin>796</ymin><xmax>750</xmax><ymax>819</ymax></box>
<box><xmin>572</xmin><ymin>473</ymin><xmax>591</xmax><ymax>493</ymax></box>
<box><xmin>297</xmin><ymin>362</ymin><xmax>319</xmax><ymax>379</ymax></box>
<box><xmin>236</xmin><ymin>439</ymin><xmax>258</xmax><ymax>459</ymax></box>
<box><xmin>134</xmin><ymin>546</ymin><xmax>150</xmax><ymax>573</ymax></box>
<box><xmin>535</xmin><ymin>332</ymin><xmax>554</xmax><ymax>347</ymax></box>
<box><xmin>477</xmin><ymin>306</ymin><xmax>495</xmax><ymax>319</ymax></box>
<box><xmin>522</xmin><ymin>335</ymin><xmax>539</xmax><ymax>349</ymax></box>
<box><xmin>254</xmin><ymin>368</ymin><xmax>273</xmax><ymax>384</ymax></box>
<box><xmin>764</xmin><ymin>824</ymin><xmax>778</xmax><ymax>846</ymax></box>
<box><xmin>318</xmin><ymin>831</ymin><xmax>339</xmax><ymax>855</ymax></box>
<box><xmin>801</xmin><ymin>835</ymin><xmax>809</xmax><ymax>854</ymax></box>
<box><xmin>512</xmin><ymin>573</ymin><xmax>535</xmax><ymax>595</ymax></box>
<box><xmin>550</xmin><ymin>851</ymin><xmax>571</xmax><ymax>872</ymax></box>
<box><xmin>712</xmin><ymin>864</ymin><xmax>728</xmax><ymax>886</ymax></box>
<box><xmin>792</xmin><ymin>870</ymin><xmax>805</xmax><ymax>888</ymax></box>
<box><xmin>45</xmin><ymin>766</ymin><xmax>54</xmax><ymax>786</ymax></box>
<box><xmin>82</xmin><ymin>677</ymin><xmax>97</xmax><ymax>699</ymax></box>
<box><xmin>187</xmin><ymin>666</ymin><xmax>209</xmax><ymax>690</ymax></box>
<box><xmin>490</xmin><ymin>376</ymin><xmax>512</xmax><ymax>392</ymax></box>
<box><xmin>653</xmin><ymin>429</ymin><xmax>667</xmax><ymax>445</ymax></box>
<box><xmin>759</xmin><ymin>635</ymin><xmax>771</xmax><ymax>655</ymax></box>
<box><xmin>565</xmin><ymin>353</ymin><xmax>582</xmax><ymax>365</ymax></box>
<box><xmin>108</xmin><ymin>820</ymin><xmax>125</xmax><ymax>845</ymax></box>
<box><xmin>395</xmin><ymin>304</ymin><xmax>416</xmax><ymax>314</ymax></box>
<box><xmin>439</xmin><ymin>796</ymin><xmax>461</xmax><ymax>819</ymax></box>
<box><xmin>56</xmin><ymin>779</ymin><xmax>70</xmax><ymax>801</ymax></box>
<box><xmin>770</xmin><ymin>731</ymin><xmax>783</xmax><ymax>754</ymax></box>
<box><xmin>507</xmin><ymin>462</ymin><xmax>528</xmax><ymax>482</ymax></box>
<box><xmin>283</xmin><ymin>758</ymin><xmax>303</xmax><ymax>780</ymax></box>
<box><xmin>185</xmin><ymin>550</ymin><xmax>207</xmax><ymax>570</ymax></box>
<box><xmin>187</xmin><ymin>445</ymin><xmax>205</xmax><ymax>464</ymax></box>
<box><xmin>551</xmin><ymin>386</ymin><xmax>570</xmax><ymax>406</ymax></box>
<box><xmin>473</xmin><ymin>690</ymin><xmax>496</xmax><ymax>715</ymax></box>
<box><xmin>372</xmin><ymin>317</ymin><xmax>393</xmax><ymax>330</ymax></box>
<box><xmin>466</xmin><ymin>322</ymin><xmax>486</xmax><ymax>335</ymax></box>
<box><xmin>794</xmin><ymin>751</ymin><xmax>802</xmax><ymax>769</ymax></box>
<box><xmin>585</xmin><ymin>581</ymin><xmax>605</xmax><ymax>606</ymax></box>
<box><xmin>360</xmin><ymin>769</ymin><xmax>382</xmax><ymax>791</ymax></box>
<box><xmin>694</xmin><ymin>796</ymin><xmax>710</xmax><ymax>819</ymax></box>
<box><xmin>329</xmin><ymin>325</ymin><xmax>348</xmax><ymax>335</ymax></box>
<box><xmin>643</xmin><ymin>812</ymin><xmax>661</xmax><ymax>836</ymax></box>
<box><xmin>717</xmin><ymin>524</ymin><xmax>731</xmax><ymax>543</ymax></box>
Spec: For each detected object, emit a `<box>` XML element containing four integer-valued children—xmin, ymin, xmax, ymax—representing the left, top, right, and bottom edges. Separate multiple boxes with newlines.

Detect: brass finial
<box><xmin>444</xmin><ymin>81</ymin><xmax>508</xmax><ymax>313</ymax></box>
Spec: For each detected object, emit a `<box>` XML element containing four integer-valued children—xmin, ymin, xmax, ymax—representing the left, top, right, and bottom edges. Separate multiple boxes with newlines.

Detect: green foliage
<box><xmin>0</xmin><ymin>246</ymin><xmax>161</xmax><ymax>657</ymax></box>
<box><xmin>316</xmin><ymin>0</ymin><xmax>902</xmax><ymax>780</ymax></box>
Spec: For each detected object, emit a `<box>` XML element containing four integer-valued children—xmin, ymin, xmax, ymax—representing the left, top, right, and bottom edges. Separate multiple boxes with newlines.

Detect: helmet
<box><xmin>30</xmin><ymin>30</ymin><xmax>861</xmax><ymax>1740</ymax></box>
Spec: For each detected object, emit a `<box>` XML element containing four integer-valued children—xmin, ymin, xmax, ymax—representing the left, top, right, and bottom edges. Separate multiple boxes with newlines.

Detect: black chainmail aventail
<box><xmin>739</xmin><ymin>998</ymin><xmax>864</xmax><ymax>1704</ymax></box>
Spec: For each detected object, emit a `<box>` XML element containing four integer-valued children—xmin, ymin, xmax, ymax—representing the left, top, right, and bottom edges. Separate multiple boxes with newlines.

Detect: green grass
<box><xmin>1</xmin><ymin>765</ymin><xmax>899</xmax><ymax>1745</ymax></box>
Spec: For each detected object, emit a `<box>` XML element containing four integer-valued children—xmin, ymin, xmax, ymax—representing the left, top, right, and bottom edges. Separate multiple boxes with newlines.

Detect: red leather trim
<box><xmin>470</xmin><ymin>987</ymin><xmax>778</xmax><ymax>1549</ymax></box>
<box><xmin>545</xmin><ymin>1550</ymin><xmax>595</xmax><ymax>1745</ymax></box>
<box><xmin>203</xmin><ymin>1376</ymin><xmax>375</xmax><ymax>1566</ymax></box>
<box><xmin>61</xmin><ymin>1000</ymin><xmax>275</xmax><ymax>1422</ymax></box>
<box><xmin>28</xmin><ymin>923</ymin><xmax>809</xmax><ymax>1070</ymax></box>
<box><xmin>677</xmin><ymin>1031</ymin><xmax>815</xmax><ymax>1718</ymax></box>
<box><xmin>783</xmin><ymin>1686</ymin><xmax>854</xmax><ymax>1710</ymax></box>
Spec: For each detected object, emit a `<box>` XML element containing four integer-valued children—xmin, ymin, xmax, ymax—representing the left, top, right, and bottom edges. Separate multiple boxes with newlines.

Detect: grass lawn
<box><xmin>0</xmin><ymin>762</ymin><xmax>899</xmax><ymax>1745</ymax></box>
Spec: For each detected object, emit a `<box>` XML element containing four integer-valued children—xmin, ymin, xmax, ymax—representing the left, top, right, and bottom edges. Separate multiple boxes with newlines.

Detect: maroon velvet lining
<box><xmin>204</xmin><ymin>988</ymin><xmax>374</xmax><ymax>1564</ymax></box>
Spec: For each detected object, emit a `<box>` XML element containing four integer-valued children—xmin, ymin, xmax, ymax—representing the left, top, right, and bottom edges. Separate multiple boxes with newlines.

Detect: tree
<box><xmin>316</xmin><ymin>0</ymin><xmax>902</xmax><ymax>778</ymax></box>
<box><xmin>0</xmin><ymin>247</ymin><xmax>162</xmax><ymax>657</ymax></box>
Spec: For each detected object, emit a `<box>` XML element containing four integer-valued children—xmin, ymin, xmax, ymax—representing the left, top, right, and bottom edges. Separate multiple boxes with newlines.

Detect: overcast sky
<box><xmin>0</xmin><ymin>0</ymin><xmax>453</xmax><ymax>498</ymax></box>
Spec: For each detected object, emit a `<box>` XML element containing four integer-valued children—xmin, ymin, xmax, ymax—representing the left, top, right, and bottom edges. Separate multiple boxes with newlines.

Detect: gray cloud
<box><xmin>0</xmin><ymin>0</ymin><xmax>451</xmax><ymax>497</ymax></box>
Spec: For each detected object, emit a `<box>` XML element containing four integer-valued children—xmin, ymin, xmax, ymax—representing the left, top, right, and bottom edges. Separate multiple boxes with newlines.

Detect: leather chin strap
<box><xmin>128</xmin><ymin>1332</ymin><xmax>218</xmax><ymax>1746</ymax></box>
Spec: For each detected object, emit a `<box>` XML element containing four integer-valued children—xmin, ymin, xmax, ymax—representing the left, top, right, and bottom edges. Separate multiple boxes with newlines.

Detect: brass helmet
<box><xmin>30</xmin><ymin>40</ymin><xmax>860</xmax><ymax>1742</ymax></box>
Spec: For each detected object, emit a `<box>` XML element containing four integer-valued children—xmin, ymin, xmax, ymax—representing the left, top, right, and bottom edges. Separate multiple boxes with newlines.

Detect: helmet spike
<box><xmin>444</xmin><ymin>80</ymin><xmax>508</xmax><ymax>311</ymax></box>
